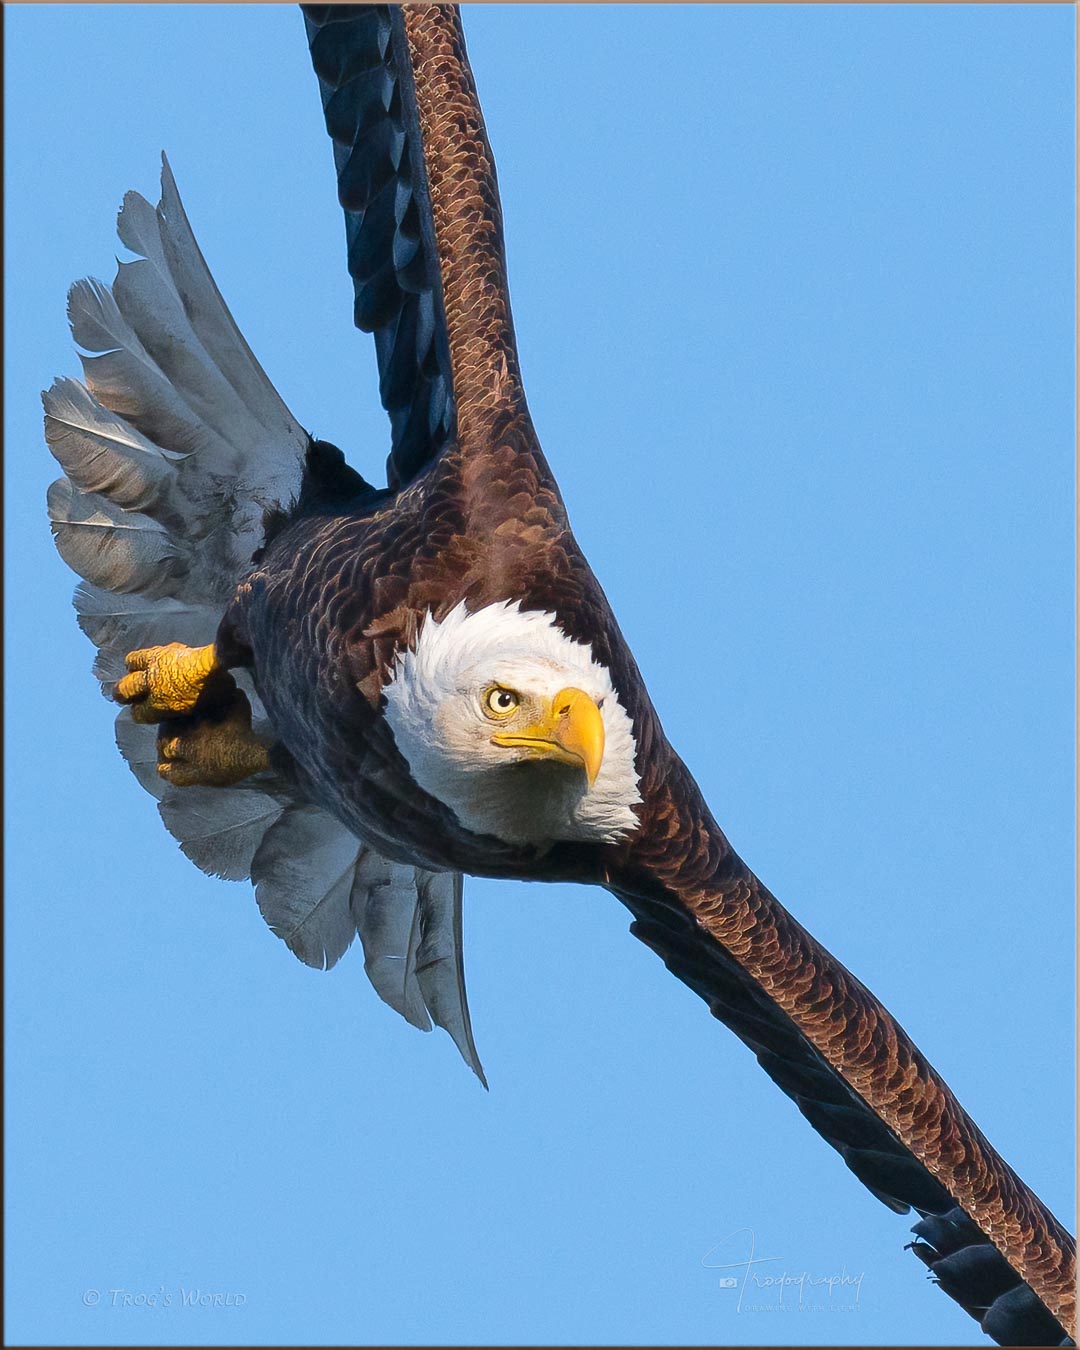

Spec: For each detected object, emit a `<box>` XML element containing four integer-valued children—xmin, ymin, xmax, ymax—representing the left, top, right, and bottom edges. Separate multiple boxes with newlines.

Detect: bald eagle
<box><xmin>45</xmin><ymin>4</ymin><xmax>1073</xmax><ymax>1345</ymax></box>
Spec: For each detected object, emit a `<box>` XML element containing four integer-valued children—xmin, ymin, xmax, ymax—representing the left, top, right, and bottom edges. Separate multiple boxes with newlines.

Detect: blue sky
<box><xmin>5</xmin><ymin>4</ymin><xmax>1074</xmax><ymax>1346</ymax></box>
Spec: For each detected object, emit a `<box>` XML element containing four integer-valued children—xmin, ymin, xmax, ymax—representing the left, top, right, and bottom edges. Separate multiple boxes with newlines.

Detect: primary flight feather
<box><xmin>45</xmin><ymin>4</ymin><xmax>1074</xmax><ymax>1344</ymax></box>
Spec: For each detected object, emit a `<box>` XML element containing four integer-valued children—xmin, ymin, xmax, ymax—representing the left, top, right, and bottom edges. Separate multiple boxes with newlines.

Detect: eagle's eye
<box><xmin>483</xmin><ymin>685</ymin><xmax>520</xmax><ymax>718</ymax></box>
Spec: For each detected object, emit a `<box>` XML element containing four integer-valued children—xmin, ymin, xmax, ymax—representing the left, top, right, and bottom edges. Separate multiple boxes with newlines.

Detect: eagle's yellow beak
<box><xmin>491</xmin><ymin>687</ymin><xmax>605</xmax><ymax>786</ymax></box>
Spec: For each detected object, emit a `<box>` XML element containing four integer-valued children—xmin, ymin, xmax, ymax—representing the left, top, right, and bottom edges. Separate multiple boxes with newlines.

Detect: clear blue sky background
<box><xmin>5</xmin><ymin>5</ymin><xmax>1075</xmax><ymax>1346</ymax></box>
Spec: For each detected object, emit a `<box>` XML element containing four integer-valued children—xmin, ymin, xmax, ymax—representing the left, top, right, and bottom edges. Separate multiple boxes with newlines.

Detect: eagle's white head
<box><xmin>382</xmin><ymin>600</ymin><xmax>642</xmax><ymax>848</ymax></box>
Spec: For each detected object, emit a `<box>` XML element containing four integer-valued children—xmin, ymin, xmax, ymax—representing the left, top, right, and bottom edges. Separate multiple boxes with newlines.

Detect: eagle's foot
<box><xmin>113</xmin><ymin>642</ymin><xmax>233</xmax><ymax>724</ymax></box>
<box><xmin>113</xmin><ymin>642</ymin><xmax>270</xmax><ymax>787</ymax></box>
<box><xmin>156</xmin><ymin>690</ymin><xmax>271</xmax><ymax>788</ymax></box>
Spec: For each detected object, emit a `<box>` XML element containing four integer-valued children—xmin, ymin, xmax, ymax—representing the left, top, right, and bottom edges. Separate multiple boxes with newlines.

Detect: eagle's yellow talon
<box><xmin>112</xmin><ymin>641</ymin><xmax>268</xmax><ymax>787</ymax></box>
<box><xmin>114</xmin><ymin>668</ymin><xmax>149</xmax><ymax>703</ymax></box>
<box><xmin>113</xmin><ymin>642</ymin><xmax>227</xmax><ymax>721</ymax></box>
<box><xmin>154</xmin><ymin>692</ymin><xmax>271</xmax><ymax>788</ymax></box>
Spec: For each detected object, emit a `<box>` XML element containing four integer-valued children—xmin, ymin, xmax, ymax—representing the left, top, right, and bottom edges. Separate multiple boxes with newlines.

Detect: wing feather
<box><xmin>302</xmin><ymin>3</ymin><xmax>456</xmax><ymax>487</ymax></box>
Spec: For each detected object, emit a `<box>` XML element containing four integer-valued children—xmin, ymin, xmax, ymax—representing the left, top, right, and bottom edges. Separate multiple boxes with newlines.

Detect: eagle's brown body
<box><xmin>220</xmin><ymin>420</ymin><xmax>627</xmax><ymax>879</ymax></box>
<box><xmin>45</xmin><ymin>3</ymin><xmax>1073</xmax><ymax>1344</ymax></box>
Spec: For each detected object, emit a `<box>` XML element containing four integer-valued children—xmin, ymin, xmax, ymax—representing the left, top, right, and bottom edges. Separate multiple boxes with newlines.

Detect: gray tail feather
<box><xmin>48</xmin><ymin>157</ymin><xmax>484</xmax><ymax>1081</ymax></box>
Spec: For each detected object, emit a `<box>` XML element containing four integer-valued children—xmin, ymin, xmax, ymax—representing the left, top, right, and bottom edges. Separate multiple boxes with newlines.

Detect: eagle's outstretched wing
<box><xmin>302</xmin><ymin>3</ymin><xmax>531</xmax><ymax>486</ymax></box>
<box><xmin>300</xmin><ymin>5</ymin><xmax>1074</xmax><ymax>1344</ymax></box>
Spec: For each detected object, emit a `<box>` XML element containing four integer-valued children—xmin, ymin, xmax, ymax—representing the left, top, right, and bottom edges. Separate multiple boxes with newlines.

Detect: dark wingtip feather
<box><xmin>912</xmin><ymin>1208</ymin><xmax>1074</xmax><ymax>1346</ymax></box>
<box><xmin>303</xmin><ymin>3</ymin><xmax>456</xmax><ymax>489</ymax></box>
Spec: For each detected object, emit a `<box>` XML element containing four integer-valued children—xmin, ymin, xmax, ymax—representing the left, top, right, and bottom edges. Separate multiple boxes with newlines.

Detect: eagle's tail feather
<box><xmin>73</xmin><ymin>583</ymin><xmax>221</xmax><ymax>688</ymax></box>
<box><xmin>47</xmin><ymin>158</ymin><xmax>484</xmax><ymax>1080</ymax></box>
<box><xmin>48</xmin><ymin>153</ymin><xmax>309</xmax><ymax>623</ymax></box>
